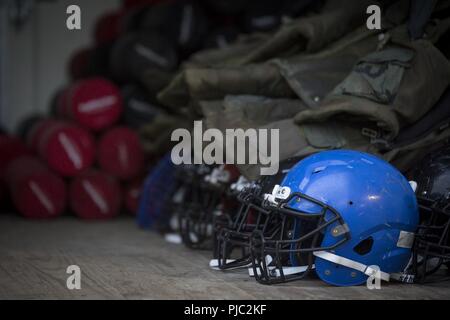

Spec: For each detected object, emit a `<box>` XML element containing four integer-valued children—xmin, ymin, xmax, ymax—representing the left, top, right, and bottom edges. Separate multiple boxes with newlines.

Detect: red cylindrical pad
<box><xmin>0</xmin><ymin>135</ymin><xmax>31</xmax><ymax>178</ymax></box>
<box><xmin>5</xmin><ymin>156</ymin><xmax>67</xmax><ymax>219</ymax></box>
<box><xmin>124</xmin><ymin>178</ymin><xmax>143</xmax><ymax>215</ymax></box>
<box><xmin>0</xmin><ymin>180</ymin><xmax>7</xmax><ymax>209</ymax></box>
<box><xmin>94</xmin><ymin>11</ymin><xmax>124</xmax><ymax>46</ymax></box>
<box><xmin>122</xmin><ymin>0</ymin><xmax>170</xmax><ymax>10</ymax></box>
<box><xmin>69</xmin><ymin>170</ymin><xmax>122</xmax><ymax>219</ymax></box>
<box><xmin>27</xmin><ymin>119</ymin><xmax>95</xmax><ymax>177</ymax></box>
<box><xmin>68</xmin><ymin>47</ymin><xmax>93</xmax><ymax>80</ymax></box>
<box><xmin>66</xmin><ymin>78</ymin><xmax>123</xmax><ymax>131</ymax></box>
<box><xmin>58</xmin><ymin>88</ymin><xmax>72</xmax><ymax>117</ymax></box>
<box><xmin>26</xmin><ymin>119</ymin><xmax>55</xmax><ymax>151</ymax></box>
<box><xmin>98</xmin><ymin>127</ymin><xmax>145</xmax><ymax>180</ymax></box>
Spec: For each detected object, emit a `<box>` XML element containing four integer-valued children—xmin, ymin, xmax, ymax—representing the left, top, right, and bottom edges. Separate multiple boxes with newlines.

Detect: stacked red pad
<box><xmin>69</xmin><ymin>169</ymin><xmax>122</xmax><ymax>220</ymax></box>
<box><xmin>98</xmin><ymin>126</ymin><xmax>145</xmax><ymax>181</ymax></box>
<box><xmin>5</xmin><ymin>156</ymin><xmax>67</xmax><ymax>219</ymax></box>
<box><xmin>0</xmin><ymin>135</ymin><xmax>31</xmax><ymax>209</ymax></box>
<box><xmin>123</xmin><ymin>178</ymin><xmax>144</xmax><ymax>214</ymax></box>
<box><xmin>56</xmin><ymin>78</ymin><xmax>123</xmax><ymax>132</ymax></box>
<box><xmin>26</xmin><ymin>119</ymin><xmax>95</xmax><ymax>177</ymax></box>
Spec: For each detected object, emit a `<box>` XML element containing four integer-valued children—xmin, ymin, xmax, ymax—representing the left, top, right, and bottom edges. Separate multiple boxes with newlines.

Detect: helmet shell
<box><xmin>281</xmin><ymin>150</ymin><xmax>419</xmax><ymax>286</ymax></box>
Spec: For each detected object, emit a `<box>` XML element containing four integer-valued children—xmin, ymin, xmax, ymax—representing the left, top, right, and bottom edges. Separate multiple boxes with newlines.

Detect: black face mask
<box><xmin>248</xmin><ymin>190</ymin><xmax>348</xmax><ymax>285</ymax></box>
<box><xmin>411</xmin><ymin>145</ymin><xmax>450</xmax><ymax>282</ymax></box>
<box><xmin>215</xmin><ymin>182</ymin><xmax>276</xmax><ymax>270</ymax></box>
<box><xmin>214</xmin><ymin>156</ymin><xmax>311</xmax><ymax>275</ymax></box>
<box><xmin>178</xmin><ymin>165</ymin><xmax>240</xmax><ymax>250</ymax></box>
<box><xmin>177</xmin><ymin>165</ymin><xmax>216</xmax><ymax>250</ymax></box>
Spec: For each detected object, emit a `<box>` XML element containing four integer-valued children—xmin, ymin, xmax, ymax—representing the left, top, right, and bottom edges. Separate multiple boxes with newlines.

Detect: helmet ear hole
<box><xmin>353</xmin><ymin>237</ymin><xmax>374</xmax><ymax>255</ymax></box>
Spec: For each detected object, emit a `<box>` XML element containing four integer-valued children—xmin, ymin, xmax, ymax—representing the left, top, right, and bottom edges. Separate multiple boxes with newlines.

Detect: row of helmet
<box><xmin>139</xmin><ymin>145</ymin><xmax>450</xmax><ymax>287</ymax></box>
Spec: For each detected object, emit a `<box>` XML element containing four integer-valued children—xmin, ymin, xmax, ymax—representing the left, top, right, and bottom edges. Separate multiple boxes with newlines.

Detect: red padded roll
<box><xmin>69</xmin><ymin>170</ymin><xmax>122</xmax><ymax>220</ymax></box>
<box><xmin>0</xmin><ymin>180</ymin><xmax>6</xmax><ymax>209</ymax></box>
<box><xmin>98</xmin><ymin>127</ymin><xmax>145</xmax><ymax>180</ymax></box>
<box><xmin>68</xmin><ymin>47</ymin><xmax>94</xmax><ymax>80</ymax></box>
<box><xmin>122</xmin><ymin>0</ymin><xmax>170</xmax><ymax>10</ymax></box>
<box><xmin>27</xmin><ymin>119</ymin><xmax>95</xmax><ymax>177</ymax></box>
<box><xmin>64</xmin><ymin>78</ymin><xmax>123</xmax><ymax>131</ymax></box>
<box><xmin>94</xmin><ymin>10</ymin><xmax>124</xmax><ymax>46</ymax></box>
<box><xmin>0</xmin><ymin>134</ymin><xmax>31</xmax><ymax>178</ymax></box>
<box><xmin>5</xmin><ymin>156</ymin><xmax>67</xmax><ymax>219</ymax></box>
<box><xmin>124</xmin><ymin>178</ymin><xmax>143</xmax><ymax>215</ymax></box>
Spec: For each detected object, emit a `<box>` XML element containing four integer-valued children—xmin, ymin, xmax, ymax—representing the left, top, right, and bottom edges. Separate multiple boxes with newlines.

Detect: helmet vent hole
<box><xmin>313</xmin><ymin>166</ymin><xmax>326</xmax><ymax>174</ymax></box>
<box><xmin>353</xmin><ymin>237</ymin><xmax>374</xmax><ymax>256</ymax></box>
<box><xmin>348</xmin><ymin>201</ymin><xmax>354</xmax><ymax>206</ymax></box>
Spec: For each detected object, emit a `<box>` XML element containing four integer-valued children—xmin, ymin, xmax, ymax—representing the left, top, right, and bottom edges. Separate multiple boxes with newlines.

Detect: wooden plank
<box><xmin>0</xmin><ymin>215</ymin><xmax>449</xmax><ymax>300</ymax></box>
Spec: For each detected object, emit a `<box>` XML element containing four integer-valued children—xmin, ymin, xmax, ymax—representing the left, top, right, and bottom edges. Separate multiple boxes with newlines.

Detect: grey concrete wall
<box><xmin>0</xmin><ymin>0</ymin><xmax>120</xmax><ymax>132</ymax></box>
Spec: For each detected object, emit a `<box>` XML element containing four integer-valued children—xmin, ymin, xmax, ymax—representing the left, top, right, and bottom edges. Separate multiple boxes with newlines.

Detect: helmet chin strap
<box><xmin>248</xmin><ymin>255</ymin><xmax>314</xmax><ymax>278</ymax></box>
<box><xmin>313</xmin><ymin>251</ymin><xmax>417</xmax><ymax>283</ymax></box>
<box><xmin>209</xmin><ymin>255</ymin><xmax>315</xmax><ymax>278</ymax></box>
<box><xmin>313</xmin><ymin>251</ymin><xmax>391</xmax><ymax>281</ymax></box>
<box><xmin>165</xmin><ymin>233</ymin><xmax>182</xmax><ymax>244</ymax></box>
<box><xmin>211</xmin><ymin>253</ymin><xmax>416</xmax><ymax>283</ymax></box>
<box><xmin>209</xmin><ymin>259</ymin><xmax>251</xmax><ymax>271</ymax></box>
<box><xmin>248</xmin><ymin>265</ymin><xmax>313</xmax><ymax>277</ymax></box>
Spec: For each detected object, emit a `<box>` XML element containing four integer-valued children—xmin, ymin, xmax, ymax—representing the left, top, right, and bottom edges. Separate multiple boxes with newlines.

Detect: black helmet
<box><xmin>410</xmin><ymin>145</ymin><xmax>450</xmax><ymax>282</ymax></box>
<box><xmin>212</xmin><ymin>157</ymin><xmax>303</xmax><ymax>271</ymax></box>
<box><xmin>178</xmin><ymin>164</ymin><xmax>240</xmax><ymax>250</ymax></box>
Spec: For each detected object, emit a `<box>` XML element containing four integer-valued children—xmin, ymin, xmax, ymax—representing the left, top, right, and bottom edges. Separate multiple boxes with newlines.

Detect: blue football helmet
<box><xmin>250</xmin><ymin>150</ymin><xmax>419</xmax><ymax>286</ymax></box>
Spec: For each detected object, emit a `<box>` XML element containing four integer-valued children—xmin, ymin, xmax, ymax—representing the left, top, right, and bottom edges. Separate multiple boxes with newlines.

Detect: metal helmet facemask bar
<box><xmin>249</xmin><ymin>185</ymin><xmax>350</xmax><ymax>284</ymax></box>
<box><xmin>214</xmin><ymin>181</ymin><xmax>279</xmax><ymax>270</ymax></box>
<box><xmin>411</xmin><ymin>145</ymin><xmax>450</xmax><ymax>282</ymax></box>
<box><xmin>178</xmin><ymin>165</ymin><xmax>219</xmax><ymax>249</ymax></box>
<box><xmin>212</xmin><ymin>157</ymin><xmax>306</xmax><ymax>272</ymax></box>
<box><xmin>180</xmin><ymin>165</ymin><xmax>238</xmax><ymax>250</ymax></box>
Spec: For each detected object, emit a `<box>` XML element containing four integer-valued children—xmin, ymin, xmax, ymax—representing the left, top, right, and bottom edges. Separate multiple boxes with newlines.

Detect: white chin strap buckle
<box><xmin>209</xmin><ymin>259</ymin><xmax>251</xmax><ymax>271</ymax></box>
<box><xmin>264</xmin><ymin>185</ymin><xmax>291</xmax><ymax>205</ymax></box>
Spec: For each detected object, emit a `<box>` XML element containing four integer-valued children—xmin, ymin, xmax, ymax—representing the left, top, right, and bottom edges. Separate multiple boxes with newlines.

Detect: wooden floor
<box><xmin>0</xmin><ymin>214</ymin><xmax>449</xmax><ymax>300</ymax></box>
